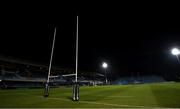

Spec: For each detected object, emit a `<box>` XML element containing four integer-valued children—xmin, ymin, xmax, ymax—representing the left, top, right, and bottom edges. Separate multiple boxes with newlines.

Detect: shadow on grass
<box><xmin>66</xmin><ymin>96</ymin><xmax>72</xmax><ymax>100</ymax></box>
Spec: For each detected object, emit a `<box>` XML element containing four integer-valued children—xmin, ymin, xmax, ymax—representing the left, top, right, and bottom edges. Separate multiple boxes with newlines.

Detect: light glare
<box><xmin>102</xmin><ymin>62</ymin><xmax>108</xmax><ymax>68</ymax></box>
<box><xmin>171</xmin><ymin>48</ymin><xmax>180</xmax><ymax>55</ymax></box>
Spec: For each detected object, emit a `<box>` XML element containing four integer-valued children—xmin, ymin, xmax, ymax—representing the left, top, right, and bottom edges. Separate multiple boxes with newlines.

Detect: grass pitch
<box><xmin>0</xmin><ymin>82</ymin><xmax>180</xmax><ymax>108</ymax></box>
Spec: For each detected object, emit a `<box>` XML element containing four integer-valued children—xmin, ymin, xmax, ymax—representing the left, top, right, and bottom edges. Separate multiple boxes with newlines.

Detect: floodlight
<box><xmin>171</xmin><ymin>48</ymin><xmax>180</xmax><ymax>55</ymax></box>
<box><xmin>102</xmin><ymin>62</ymin><xmax>108</xmax><ymax>84</ymax></box>
<box><xmin>102</xmin><ymin>62</ymin><xmax>108</xmax><ymax>68</ymax></box>
<box><xmin>171</xmin><ymin>48</ymin><xmax>180</xmax><ymax>64</ymax></box>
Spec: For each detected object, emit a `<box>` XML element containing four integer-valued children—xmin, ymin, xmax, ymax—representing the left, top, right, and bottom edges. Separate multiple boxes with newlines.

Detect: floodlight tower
<box><xmin>171</xmin><ymin>48</ymin><xmax>180</xmax><ymax>64</ymax></box>
<box><xmin>102</xmin><ymin>62</ymin><xmax>108</xmax><ymax>84</ymax></box>
<box><xmin>44</xmin><ymin>28</ymin><xmax>57</xmax><ymax>97</ymax></box>
<box><xmin>72</xmin><ymin>16</ymin><xmax>79</xmax><ymax>101</ymax></box>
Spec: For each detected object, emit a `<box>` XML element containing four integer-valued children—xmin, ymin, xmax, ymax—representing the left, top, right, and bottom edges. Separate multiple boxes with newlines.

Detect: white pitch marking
<box><xmin>46</xmin><ymin>97</ymin><xmax>144</xmax><ymax>108</ymax></box>
<box><xmin>97</xmin><ymin>95</ymin><xmax>134</xmax><ymax>98</ymax></box>
<box><xmin>8</xmin><ymin>93</ymin><xmax>144</xmax><ymax>108</ymax></box>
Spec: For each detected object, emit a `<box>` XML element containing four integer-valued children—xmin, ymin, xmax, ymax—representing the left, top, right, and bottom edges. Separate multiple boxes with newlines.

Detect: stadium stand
<box><xmin>114</xmin><ymin>75</ymin><xmax>166</xmax><ymax>85</ymax></box>
<box><xmin>0</xmin><ymin>55</ymin><xmax>168</xmax><ymax>88</ymax></box>
<box><xmin>0</xmin><ymin>56</ymin><xmax>104</xmax><ymax>88</ymax></box>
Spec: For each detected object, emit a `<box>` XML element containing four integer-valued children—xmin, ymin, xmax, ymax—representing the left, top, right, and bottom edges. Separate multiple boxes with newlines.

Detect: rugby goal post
<box><xmin>72</xmin><ymin>16</ymin><xmax>79</xmax><ymax>101</ymax></box>
<box><xmin>44</xmin><ymin>27</ymin><xmax>57</xmax><ymax>97</ymax></box>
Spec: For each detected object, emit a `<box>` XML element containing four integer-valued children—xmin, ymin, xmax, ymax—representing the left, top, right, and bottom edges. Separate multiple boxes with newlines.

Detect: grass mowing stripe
<box><xmin>0</xmin><ymin>83</ymin><xmax>180</xmax><ymax>108</ymax></box>
<box><xmin>46</xmin><ymin>97</ymin><xmax>145</xmax><ymax>108</ymax></box>
<box><xmin>3</xmin><ymin>91</ymin><xmax>144</xmax><ymax>108</ymax></box>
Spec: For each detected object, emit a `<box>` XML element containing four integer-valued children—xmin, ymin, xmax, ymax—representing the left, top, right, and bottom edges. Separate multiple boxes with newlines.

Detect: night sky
<box><xmin>0</xmin><ymin>2</ymin><xmax>180</xmax><ymax>79</ymax></box>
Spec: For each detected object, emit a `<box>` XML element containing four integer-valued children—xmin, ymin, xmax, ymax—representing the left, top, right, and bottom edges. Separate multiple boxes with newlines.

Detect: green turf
<box><xmin>0</xmin><ymin>82</ymin><xmax>180</xmax><ymax>108</ymax></box>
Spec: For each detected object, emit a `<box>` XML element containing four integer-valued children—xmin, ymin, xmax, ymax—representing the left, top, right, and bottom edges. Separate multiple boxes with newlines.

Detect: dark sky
<box><xmin>0</xmin><ymin>2</ymin><xmax>180</xmax><ymax>78</ymax></box>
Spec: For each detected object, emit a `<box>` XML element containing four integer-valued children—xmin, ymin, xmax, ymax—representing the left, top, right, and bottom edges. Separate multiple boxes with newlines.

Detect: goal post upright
<box><xmin>73</xmin><ymin>16</ymin><xmax>79</xmax><ymax>101</ymax></box>
<box><xmin>75</xmin><ymin>16</ymin><xmax>78</xmax><ymax>83</ymax></box>
<box><xmin>44</xmin><ymin>27</ymin><xmax>57</xmax><ymax>97</ymax></box>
